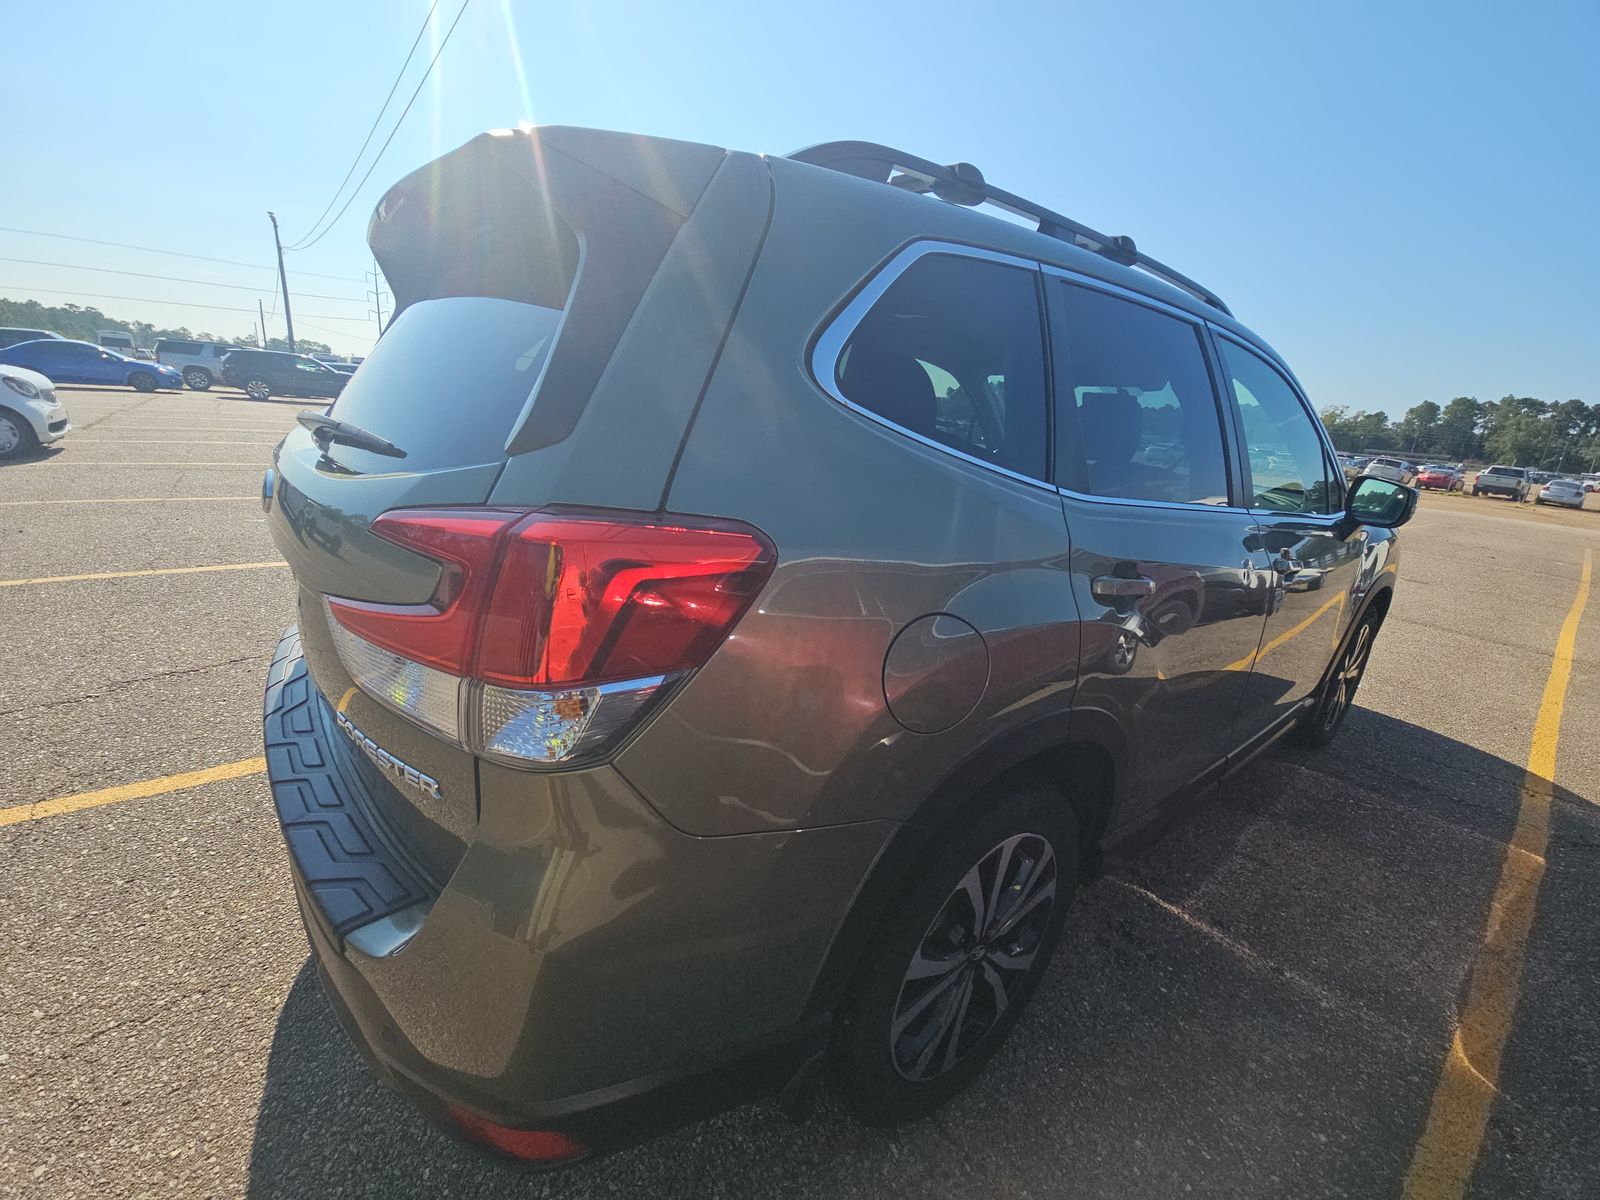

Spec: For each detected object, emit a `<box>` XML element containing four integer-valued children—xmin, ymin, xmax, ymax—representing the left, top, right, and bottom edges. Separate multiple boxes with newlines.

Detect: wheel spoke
<box><xmin>983</xmin><ymin>838</ymin><xmax>1018</xmax><ymax>936</ymax></box>
<box><xmin>980</xmin><ymin>960</ymin><xmax>1012</xmax><ymax>1020</ymax></box>
<box><xmin>891</xmin><ymin>960</ymin><xmax>968</xmax><ymax>1041</ymax></box>
<box><xmin>939</xmin><ymin>972</ymin><xmax>977</xmax><ymax>1074</ymax></box>
<box><xmin>904</xmin><ymin>945</ymin><xmax>966</xmax><ymax>981</ymax></box>
<box><xmin>986</xmin><ymin>944</ymin><xmax>1040</xmax><ymax>973</ymax></box>
<box><xmin>957</xmin><ymin>862</ymin><xmax>988</xmax><ymax>933</ymax></box>
<box><xmin>991</xmin><ymin>876</ymin><xmax>1056</xmax><ymax>940</ymax></box>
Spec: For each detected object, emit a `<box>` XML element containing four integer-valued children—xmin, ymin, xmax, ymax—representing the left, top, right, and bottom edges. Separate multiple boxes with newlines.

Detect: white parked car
<box><xmin>1360</xmin><ymin>456</ymin><xmax>1417</xmax><ymax>486</ymax></box>
<box><xmin>153</xmin><ymin>338</ymin><xmax>240</xmax><ymax>391</ymax></box>
<box><xmin>0</xmin><ymin>363</ymin><xmax>70</xmax><ymax>458</ymax></box>
<box><xmin>1536</xmin><ymin>479</ymin><xmax>1588</xmax><ymax>509</ymax></box>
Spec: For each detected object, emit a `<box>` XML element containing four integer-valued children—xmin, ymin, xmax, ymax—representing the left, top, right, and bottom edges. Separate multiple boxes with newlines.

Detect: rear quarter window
<box><xmin>832</xmin><ymin>253</ymin><xmax>1048</xmax><ymax>481</ymax></box>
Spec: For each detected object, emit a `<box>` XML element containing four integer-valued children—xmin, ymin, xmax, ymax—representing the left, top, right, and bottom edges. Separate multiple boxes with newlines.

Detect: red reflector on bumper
<box><xmin>447</xmin><ymin>1104</ymin><xmax>586</xmax><ymax>1164</ymax></box>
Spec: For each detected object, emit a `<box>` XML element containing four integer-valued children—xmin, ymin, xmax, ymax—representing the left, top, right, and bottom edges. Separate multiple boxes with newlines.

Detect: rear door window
<box><xmin>1048</xmin><ymin>280</ymin><xmax>1232</xmax><ymax>506</ymax></box>
<box><xmin>833</xmin><ymin>253</ymin><xmax>1048</xmax><ymax>481</ymax></box>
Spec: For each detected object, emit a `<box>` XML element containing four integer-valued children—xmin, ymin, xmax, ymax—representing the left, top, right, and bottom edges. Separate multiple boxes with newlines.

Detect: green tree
<box><xmin>1434</xmin><ymin>397</ymin><xmax>1481</xmax><ymax>459</ymax></box>
<box><xmin>1397</xmin><ymin>400</ymin><xmax>1441</xmax><ymax>455</ymax></box>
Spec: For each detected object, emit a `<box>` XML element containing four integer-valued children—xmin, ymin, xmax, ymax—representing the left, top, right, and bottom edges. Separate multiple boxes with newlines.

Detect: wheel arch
<box><xmin>802</xmin><ymin>713</ymin><xmax>1124</xmax><ymax>1021</ymax></box>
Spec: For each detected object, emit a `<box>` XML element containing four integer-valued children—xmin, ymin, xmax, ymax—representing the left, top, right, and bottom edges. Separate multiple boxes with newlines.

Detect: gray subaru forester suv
<box><xmin>261</xmin><ymin>126</ymin><xmax>1417</xmax><ymax>1166</ymax></box>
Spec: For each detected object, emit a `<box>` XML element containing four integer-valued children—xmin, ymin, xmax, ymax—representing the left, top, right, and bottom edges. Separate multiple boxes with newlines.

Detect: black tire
<box><xmin>129</xmin><ymin>371</ymin><xmax>158</xmax><ymax>392</ymax></box>
<box><xmin>831</xmin><ymin>779</ymin><xmax>1079</xmax><ymax>1127</ymax></box>
<box><xmin>182</xmin><ymin>368</ymin><xmax>213</xmax><ymax>391</ymax></box>
<box><xmin>0</xmin><ymin>407</ymin><xmax>39</xmax><ymax>459</ymax></box>
<box><xmin>1471</xmin><ymin>487</ymin><xmax>1481</xmax><ymax>496</ymax></box>
<box><xmin>244</xmin><ymin>378</ymin><xmax>272</xmax><ymax>401</ymax></box>
<box><xmin>1294</xmin><ymin>608</ymin><xmax>1380</xmax><ymax>749</ymax></box>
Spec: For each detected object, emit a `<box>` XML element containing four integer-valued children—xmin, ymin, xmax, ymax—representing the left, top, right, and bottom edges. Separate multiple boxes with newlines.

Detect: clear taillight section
<box><xmin>323</xmin><ymin>508</ymin><xmax>774</xmax><ymax>767</ymax></box>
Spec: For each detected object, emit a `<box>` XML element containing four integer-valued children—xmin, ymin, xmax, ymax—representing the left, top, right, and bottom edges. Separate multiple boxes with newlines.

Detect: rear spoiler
<box><xmin>367</xmin><ymin>126</ymin><xmax>726</xmax><ymax>453</ymax></box>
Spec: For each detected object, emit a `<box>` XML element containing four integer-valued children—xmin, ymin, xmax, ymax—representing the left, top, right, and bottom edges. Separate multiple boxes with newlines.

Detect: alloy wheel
<box><xmin>889</xmin><ymin>832</ymin><xmax>1057</xmax><ymax>1082</ymax></box>
<box><xmin>1323</xmin><ymin>620</ymin><xmax>1373</xmax><ymax>731</ymax></box>
<box><xmin>0</xmin><ymin>413</ymin><xmax>21</xmax><ymax>455</ymax></box>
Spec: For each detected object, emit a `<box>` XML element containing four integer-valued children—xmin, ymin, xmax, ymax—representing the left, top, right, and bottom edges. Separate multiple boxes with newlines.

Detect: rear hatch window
<box><xmin>323</xmin><ymin>296</ymin><xmax>562</xmax><ymax>474</ymax></box>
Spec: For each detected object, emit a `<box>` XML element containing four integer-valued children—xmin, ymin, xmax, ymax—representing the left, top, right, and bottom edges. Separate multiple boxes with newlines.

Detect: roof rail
<box><xmin>787</xmin><ymin>140</ymin><xmax>1231</xmax><ymax>317</ymax></box>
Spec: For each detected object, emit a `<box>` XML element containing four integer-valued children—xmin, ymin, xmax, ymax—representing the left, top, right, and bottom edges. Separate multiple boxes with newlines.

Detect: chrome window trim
<box><xmin>1210</xmin><ymin>326</ymin><xmax>1348</xmax><ymax>519</ymax></box>
<box><xmin>1038</xmin><ymin>263</ymin><xmax>1209</xmax><ymax>329</ymax></box>
<box><xmin>1056</xmin><ymin>488</ymin><xmax>1253</xmax><ymax>517</ymax></box>
<box><xmin>808</xmin><ymin>240</ymin><xmax>1056</xmax><ymax>494</ymax></box>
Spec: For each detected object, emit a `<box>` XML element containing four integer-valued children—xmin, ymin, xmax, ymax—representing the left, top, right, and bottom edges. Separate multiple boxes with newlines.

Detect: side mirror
<box><xmin>1345</xmin><ymin>475</ymin><xmax>1418</xmax><ymax>529</ymax></box>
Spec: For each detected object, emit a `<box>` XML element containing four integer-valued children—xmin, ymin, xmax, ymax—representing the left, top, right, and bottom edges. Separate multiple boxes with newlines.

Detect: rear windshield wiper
<box><xmin>297</xmin><ymin>411</ymin><xmax>407</xmax><ymax>460</ymax></box>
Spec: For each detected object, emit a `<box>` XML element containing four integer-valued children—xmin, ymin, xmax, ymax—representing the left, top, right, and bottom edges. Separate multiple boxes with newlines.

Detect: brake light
<box><xmin>446</xmin><ymin>1104</ymin><xmax>586</xmax><ymax>1164</ymax></box>
<box><xmin>323</xmin><ymin>508</ymin><xmax>775</xmax><ymax>766</ymax></box>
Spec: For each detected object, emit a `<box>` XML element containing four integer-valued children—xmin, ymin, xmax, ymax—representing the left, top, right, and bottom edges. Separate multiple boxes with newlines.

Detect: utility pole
<box><xmin>267</xmin><ymin>211</ymin><xmax>296</xmax><ymax>353</ymax></box>
<box><xmin>257</xmin><ymin>299</ymin><xmax>268</xmax><ymax>348</ymax></box>
<box><xmin>365</xmin><ymin>261</ymin><xmax>389</xmax><ymax>338</ymax></box>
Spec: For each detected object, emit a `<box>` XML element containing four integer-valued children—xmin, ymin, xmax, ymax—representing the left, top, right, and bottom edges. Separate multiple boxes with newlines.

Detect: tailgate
<box><xmin>265</xmin><ymin>126</ymin><xmax>728</xmax><ymax>882</ymax></box>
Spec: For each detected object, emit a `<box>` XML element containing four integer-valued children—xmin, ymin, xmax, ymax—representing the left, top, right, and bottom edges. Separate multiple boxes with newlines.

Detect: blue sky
<box><xmin>5</xmin><ymin>0</ymin><xmax>1595</xmax><ymax>413</ymax></box>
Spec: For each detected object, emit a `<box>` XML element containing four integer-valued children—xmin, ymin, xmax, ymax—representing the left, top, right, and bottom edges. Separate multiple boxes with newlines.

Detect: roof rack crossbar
<box><xmin>787</xmin><ymin>140</ymin><xmax>1230</xmax><ymax>317</ymax></box>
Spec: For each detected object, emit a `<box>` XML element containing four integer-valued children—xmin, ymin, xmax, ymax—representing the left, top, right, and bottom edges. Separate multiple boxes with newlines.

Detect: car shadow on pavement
<box><xmin>246</xmin><ymin>705</ymin><xmax>1600</xmax><ymax>1200</ymax></box>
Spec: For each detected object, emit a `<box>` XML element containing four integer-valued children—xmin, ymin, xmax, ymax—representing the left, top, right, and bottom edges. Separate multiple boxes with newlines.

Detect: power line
<box><xmin>285</xmin><ymin>0</ymin><xmax>473</xmax><ymax>253</ymax></box>
<box><xmin>0</xmin><ymin>256</ymin><xmax>366</xmax><ymax>303</ymax></box>
<box><xmin>285</xmin><ymin>0</ymin><xmax>441</xmax><ymax>249</ymax></box>
<box><xmin>0</xmin><ymin>225</ymin><xmax>364</xmax><ymax>283</ymax></box>
<box><xmin>0</xmin><ymin>285</ymin><xmax>376</xmax><ymax>321</ymax></box>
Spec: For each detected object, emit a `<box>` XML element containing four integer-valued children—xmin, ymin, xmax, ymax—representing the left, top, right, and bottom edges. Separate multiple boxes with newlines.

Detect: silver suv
<box><xmin>153</xmin><ymin>338</ymin><xmax>237</xmax><ymax>390</ymax></box>
<box><xmin>261</xmin><ymin>127</ymin><xmax>1417</xmax><ymax>1166</ymax></box>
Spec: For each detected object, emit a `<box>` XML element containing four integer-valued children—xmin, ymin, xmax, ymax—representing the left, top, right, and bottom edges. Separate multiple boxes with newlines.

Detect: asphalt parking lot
<box><xmin>3</xmin><ymin>386</ymin><xmax>1598</xmax><ymax>1199</ymax></box>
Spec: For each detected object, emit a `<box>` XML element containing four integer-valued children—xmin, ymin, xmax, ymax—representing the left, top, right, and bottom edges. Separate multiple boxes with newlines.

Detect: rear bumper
<box><xmin>262</xmin><ymin>626</ymin><xmax>891</xmax><ymax>1158</ymax></box>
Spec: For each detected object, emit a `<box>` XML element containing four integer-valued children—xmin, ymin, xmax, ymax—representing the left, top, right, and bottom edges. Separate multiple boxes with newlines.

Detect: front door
<box><xmin>1214</xmin><ymin>333</ymin><xmax>1365</xmax><ymax>747</ymax></box>
<box><xmin>1047</xmin><ymin>274</ymin><xmax>1271</xmax><ymax>816</ymax></box>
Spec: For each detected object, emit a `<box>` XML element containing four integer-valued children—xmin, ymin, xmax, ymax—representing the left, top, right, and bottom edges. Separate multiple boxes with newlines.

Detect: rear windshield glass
<box><xmin>325</xmin><ymin>296</ymin><xmax>560</xmax><ymax>472</ymax></box>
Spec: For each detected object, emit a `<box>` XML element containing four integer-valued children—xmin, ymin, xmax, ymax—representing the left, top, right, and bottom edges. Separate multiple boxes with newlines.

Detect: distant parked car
<box><xmin>1582</xmin><ymin>474</ymin><xmax>1600</xmax><ymax>494</ymax></box>
<box><xmin>219</xmin><ymin>348</ymin><xmax>349</xmax><ymax>401</ymax></box>
<box><xmin>1535</xmin><ymin>479</ymin><xmax>1587</xmax><ymax>509</ymax></box>
<box><xmin>0</xmin><ymin>363</ymin><xmax>70</xmax><ymax>458</ymax></box>
<box><xmin>0</xmin><ymin>339</ymin><xmax>181</xmax><ymax>392</ymax></box>
<box><xmin>1472</xmin><ymin>465</ymin><xmax>1530</xmax><ymax>501</ymax></box>
<box><xmin>1360</xmin><ymin>456</ymin><xmax>1417</xmax><ymax>486</ymax></box>
<box><xmin>1415</xmin><ymin>464</ymin><xmax>1462</xmax><ymax>491</ymax></box>
<box><xmin>155</xmin><ymin>339</ymin><xmax>240</xmax><ymax>390</ymax></box>
<box><xmin>0</xmin><ymin>327</ymin><xmax>64</xmax><ymax>349</ymax></box>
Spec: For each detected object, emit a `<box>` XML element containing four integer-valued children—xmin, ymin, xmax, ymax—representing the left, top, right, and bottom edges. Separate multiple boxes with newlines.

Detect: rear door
<box><xmin>1214</xmin><ymin>332</ymin><xmax>1365</xmax><ymax>749</ymax></box>
<box><xmin>1046</xmin><ymin>274</ymin><xmax>1270</xmax><ymax>820</ymax></box>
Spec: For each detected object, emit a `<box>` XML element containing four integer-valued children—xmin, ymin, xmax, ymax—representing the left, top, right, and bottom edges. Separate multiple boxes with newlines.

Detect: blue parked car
<box><xmin>0</xmin><ymin>339</ymin><xmax>182</xmax><ymax>392</ymax></box>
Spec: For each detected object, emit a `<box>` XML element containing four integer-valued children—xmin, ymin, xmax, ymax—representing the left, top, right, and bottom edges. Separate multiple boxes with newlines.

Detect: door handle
<box><xmin>1093</xmin><ymin>575</ymin><xmax>1156</xmax><ymax>601</ymax></box>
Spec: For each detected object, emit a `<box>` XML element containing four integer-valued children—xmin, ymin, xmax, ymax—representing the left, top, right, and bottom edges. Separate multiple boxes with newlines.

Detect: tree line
<box><xmin>1320</xmin><ymin>396</ymin><xmax>1600</xmax><ymax>473</ymax></box>
<box><xmin>0</xmin><ymin>297</ymin><xmax>333</xmax><ymax>356</ymax></box>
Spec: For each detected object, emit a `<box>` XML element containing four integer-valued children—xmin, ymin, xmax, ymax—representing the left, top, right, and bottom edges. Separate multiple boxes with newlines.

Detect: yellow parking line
<box><xmin>1224</xmin><ymin>592</ymin><xmax>1344</xmax><ymax>672</ymax></box>
<box><xmin>1402</xmin><ymin>547</ymin><xmax>1593</xmax><ymax>1199</ymax></box>
<box><xmin>0</xmin><ymin>757</ymin><xmax>267</xmax><ymax>828</ymax></box>
<box><xmin>0</xmin><ymin>561</ymin><xmax>288</xmax><ymax>588</ymax></box>
<box><xmin>0</xmin><ymin>496</ymin><xmax>256</xmax><ymax>507</ymax></box>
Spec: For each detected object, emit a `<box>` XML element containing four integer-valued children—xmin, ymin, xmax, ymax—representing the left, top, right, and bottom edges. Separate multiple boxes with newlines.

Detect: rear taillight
<box><xmin>324</xmin><ymin>508</ymin><xmax>775</xmax><ymax>767</ymax></box>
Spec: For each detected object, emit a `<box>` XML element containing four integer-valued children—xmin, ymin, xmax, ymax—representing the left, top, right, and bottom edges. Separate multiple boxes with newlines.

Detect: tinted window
<box><xmin>836</xmin><ymin>254</ymin><xmax>1048</xmax><ymax>481</ymax></box>
<box><xmin>157</xmin><ymin>340</ymin><xmax>202</xmax><ymax>355</ymax></box>
<box><xmin>1220</xmin><ymin>340</ymin><xmax>1336</xmax><ymax>514</ymax></box>
<box><xmin>1049</xmin><ymin>281</ymin><xmax>1230</xmax><ymax>505</ymax></box>
<box><xmin>327</xmin><ymin>296</ymin><xmax>561</xmax><ymax>472</ymax></box>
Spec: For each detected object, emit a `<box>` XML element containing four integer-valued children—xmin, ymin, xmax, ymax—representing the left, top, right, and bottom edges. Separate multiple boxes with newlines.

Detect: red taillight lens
<box><xmin>326</xmin><ymin>508</ymin><xmax>519</xmax><ymax>676</ymax></box>
<box><xmin>323</xmin><ymin>508</ymin><xmax>775</xmax><ymax>765</ymax></box>
<box><xmin>476</xmin><ymin>515</ymin><xmax>775</xmax><ymax>687</ymax></box>
<box><xmin>446</xmin><ymin>1104</ymin><xmax>585</xmax><ymax>1164</ymax></box>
